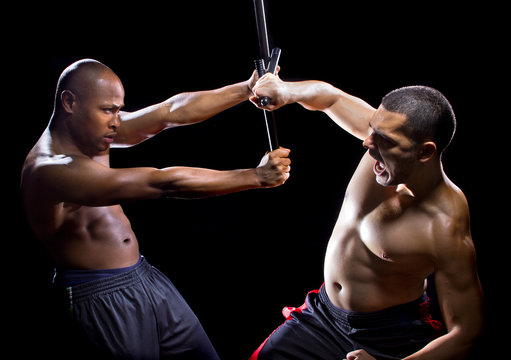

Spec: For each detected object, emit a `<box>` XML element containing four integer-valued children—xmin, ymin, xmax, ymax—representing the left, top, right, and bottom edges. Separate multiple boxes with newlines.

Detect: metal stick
<box><xmin>253</xmin><ymin>0</ymin><xmax>280</xmax><ymax>151</ymax></box>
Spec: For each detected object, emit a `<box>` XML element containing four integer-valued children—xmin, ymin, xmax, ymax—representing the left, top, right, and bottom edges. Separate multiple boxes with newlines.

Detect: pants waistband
<box><xmin>62</xmin><ymin>257</ymin><xmax>152</xmax><ymax>305</ymax></box>
<box><xmin>318</xmin><ymin>286</ymin><xmax>427</xmax><ymax>328</ymax></box>
<box><xmin>54</xmin><ymin>256</ymin><xmax>144</xmax><ymax>286</ymax></box>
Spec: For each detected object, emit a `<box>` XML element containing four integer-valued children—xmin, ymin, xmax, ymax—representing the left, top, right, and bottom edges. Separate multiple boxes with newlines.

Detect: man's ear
<box><xmin>60</xmin><ymin>90</ymin><xmax>76</xmax><ymax>114</ymax></box>
<box><xmin>418</xmin><ymin>141</ymin><xmax>437</xmax><ymax>162</ymax></box>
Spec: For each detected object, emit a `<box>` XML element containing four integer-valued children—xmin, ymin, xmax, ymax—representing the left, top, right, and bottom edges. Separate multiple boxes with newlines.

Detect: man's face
<box><xmin>363</xmin><ymin>106</ymin><xmax>417</xmax><ymax>186</ymax></box>
<box><xmin>70</xmin><ymin>74</ymin><xmax>125</xmax><ymax>156</ymax></box>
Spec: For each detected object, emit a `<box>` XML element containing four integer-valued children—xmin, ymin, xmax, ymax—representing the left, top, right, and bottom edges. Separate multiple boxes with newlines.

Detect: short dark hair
<box><xmin>381</xmin><ymin>86</ymin><xmax>456</xmax><ymax>155</ymax></box>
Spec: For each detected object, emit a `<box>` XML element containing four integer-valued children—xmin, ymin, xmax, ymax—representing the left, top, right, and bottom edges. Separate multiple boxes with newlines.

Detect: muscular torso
<box><xmin>324</xmin><ymin>152</ymin><xmax>447</xmax><ymax>312</ymax></box>
<box><xmin>22</xmin><ymin>134</ymin><xmax>140</xmax><ymax>270</ymax></box>
<box><xmin>44</xmin><ymin>204</ymin><xmax>139</xmax><ymax>269</ymax></box>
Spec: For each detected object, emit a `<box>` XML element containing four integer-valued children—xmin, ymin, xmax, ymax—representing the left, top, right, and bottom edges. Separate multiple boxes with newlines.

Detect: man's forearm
<box><xmin>154</xmin><ymin>167</ymin><xmax>263</xmax><ymax>199</ymax></box>
<box><xmin>115</xmin><ymin>79</ymin><xmax>253</xmax><ymax>147</ymax></box>
<box><xmin>285</xmin><ymin>80</ymin><xmax>347</xmax><ymax>111</ymax></box>
<box><xmin>403</xmin><ymin>329</ymin><xmax>477</xmax><ymax>360</ymax></box>
<box><xmin>253</xmin><ymin>76</ymin><xmax>375</xmax><ymax>140</ymax></box>
<box><xmin>161</xmin><ymin>80</ymin><xmax>253</xmax><ymax>127</ymax></box>
<box><xmin>152</xmin><ymin>148</ymin><xmax>290</xmax><ymax>199</ymax></box>
<box><xmin>253</xmin><ymin>78</ymin><xmax>340</xmax><ymax>111</ymax></box>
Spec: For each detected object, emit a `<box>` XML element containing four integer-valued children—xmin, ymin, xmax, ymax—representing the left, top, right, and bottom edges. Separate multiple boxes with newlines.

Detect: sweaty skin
<box><xmin>251</xmin><ymin>73</ymin><xmax>483</xmax><ymax>360</ymax></box>
<box><xmin>22</xmin><ymin>60</ymin><xmax>291</xmax><ymax>270</ymax></box>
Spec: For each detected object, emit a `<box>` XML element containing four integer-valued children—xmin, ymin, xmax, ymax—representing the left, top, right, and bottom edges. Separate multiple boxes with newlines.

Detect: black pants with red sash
<box><xmin>250</xmin><ymin>285</ymin><xmax>443</xmax><ymax>360</ymax></box>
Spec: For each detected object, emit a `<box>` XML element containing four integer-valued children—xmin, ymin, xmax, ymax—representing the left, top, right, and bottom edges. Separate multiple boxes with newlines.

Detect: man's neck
<box><xmin>401</xmin><ymin>159</ymin><xmax>444</xmax><ymax>200</ymax></box>
<box><xmin>47</xmin><ymin>117</ymin><xmax>110</xmax><ymax>164</ymax></box>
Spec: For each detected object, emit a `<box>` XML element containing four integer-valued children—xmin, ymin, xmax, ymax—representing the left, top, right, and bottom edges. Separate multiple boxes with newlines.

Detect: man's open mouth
<box><xmin>374</xmin><ymin>160</ymin><xmax>386</xmax><ymax>176</ymax></box>
<box><xmin>104</xmin><ymin>133</ymin><xmax>117</xmax><ymax>144</ymax></box>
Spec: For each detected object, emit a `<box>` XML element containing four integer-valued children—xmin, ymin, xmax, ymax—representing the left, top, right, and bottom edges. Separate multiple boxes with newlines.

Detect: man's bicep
<box><xmin>434</xmin><ymin>236</ymin><xmax>483</xmax><ymax>333</ymax></box>
<box><xmin>36</xmin><ymin>159</ymin><xmax>110</xmax><ymax>205</ymax></box>
<box><xmin>114</xmin><ymin>105</ymin><xmax>168</xmax><ymax>147</ymax></box>
<box><xmin>343</xmin><ymin>151</ymin><xmax>389</xmax><ymax>207</ymax></box>
<box><xmin>37</xmin><ymin>159</ymin><xmax>158</xmax><ymax>206</ymax></box>
<box><xmin>323</xmin><ymin>91</ymin><xmax>375</xmax><ymax>140</ymax></box>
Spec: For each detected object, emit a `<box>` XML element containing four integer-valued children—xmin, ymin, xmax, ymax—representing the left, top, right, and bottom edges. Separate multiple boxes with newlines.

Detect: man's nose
<box><xmin>363</xmin><ymin>133</ymin><xmax>375</xmax><ymax>149</ymax></box>
<box><xmin>109</xmin><ymin>115</ymin><xmax>120</xmax><ymax>130</ymax></box>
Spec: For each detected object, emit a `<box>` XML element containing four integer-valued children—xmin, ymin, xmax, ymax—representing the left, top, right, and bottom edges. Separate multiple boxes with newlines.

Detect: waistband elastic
<box><xmin>62</xmin><ymin>257</ymin><xmax>152</xmax><ymax>305</ymax></box>
<box><xmin>54</xmin><ymin>256</ymin><xmax>144</xmax><ymax>287</ymax></box>
<box><xmin>318</xmin><ymin>286</ymin><xmax>427</xmax><ymax>328</ymax></box>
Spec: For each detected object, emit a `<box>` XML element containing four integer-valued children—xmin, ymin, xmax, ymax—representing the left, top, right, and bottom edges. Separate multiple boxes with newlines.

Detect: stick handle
<box><xmin>266</xmin><ymin>47</ymin><xmax>281</xmax><ymax>74</ymax></box>
<box><xmin>254</xmin><ymin>59</ymin><xmax>266</xmax><ymax>78</ymax></box>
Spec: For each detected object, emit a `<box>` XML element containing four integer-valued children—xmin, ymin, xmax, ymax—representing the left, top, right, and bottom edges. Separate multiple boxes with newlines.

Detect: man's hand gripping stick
<box><xmin>254</xmin><ymin>47</ymin><xmax>281</xmax><ymax>106</ymax></box>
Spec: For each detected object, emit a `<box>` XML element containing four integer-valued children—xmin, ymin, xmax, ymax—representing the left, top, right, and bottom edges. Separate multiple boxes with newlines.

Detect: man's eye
<box><xmin>376</xmin><ymin>134</ymin><xmax>394</xmax><ymax>146</ymax></box>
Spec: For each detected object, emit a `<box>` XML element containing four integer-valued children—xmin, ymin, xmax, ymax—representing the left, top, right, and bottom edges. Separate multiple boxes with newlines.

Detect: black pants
<box><xmin>54</xmin><ymin>257</ymin><xmax>219</xmax><ymax>360</ymax></box>
<box><xmin>251</xmin><ymin>286</ymin><xmax>442</xmax><ymax>360</ymax></box>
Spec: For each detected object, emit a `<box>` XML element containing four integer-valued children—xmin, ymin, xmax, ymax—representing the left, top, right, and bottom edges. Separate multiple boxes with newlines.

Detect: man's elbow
<box><xmin>449</xmin><ymin>321</ymin><xmax>484</xmax><ymax>357</ymax></box>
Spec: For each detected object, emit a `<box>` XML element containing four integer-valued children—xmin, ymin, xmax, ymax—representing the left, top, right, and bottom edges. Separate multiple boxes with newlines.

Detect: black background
<box><xmin>8</xmin><ymin>1</ymin><xmax>505</xmax><ymax>358</ymax></box>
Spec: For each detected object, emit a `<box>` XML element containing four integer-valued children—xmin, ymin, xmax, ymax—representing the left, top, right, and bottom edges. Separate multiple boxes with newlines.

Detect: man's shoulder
<box><xmin>23</xmin><ymin>147</ymin><xmax>74</xmax><ymax>185</ymax></box>
<box><xmin>428</xmin><ymin>180</ymin><xmax>472</xmax><ymax>255</ymax></box>
<box><xmin>437</xmin><ymin>178</ymin><xmax>469</xmax><ymax>222</ymax></box>
<box><xmin>22</xmin><ymin>142</ymin><xmax>98</xmax><ymax>200</ymax></box>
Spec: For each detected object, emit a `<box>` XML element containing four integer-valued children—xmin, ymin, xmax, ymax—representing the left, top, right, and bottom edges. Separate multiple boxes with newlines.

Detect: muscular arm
<box><xmin>404</xmin><ymin>214</ymin><xmax>483</xmax><ymax>360</ymax></box>
<box><xmin>251</xmin><ymin>74</ymin><xmax>376</xmax><ymax>139</ymax></box>
<box><xmin>32</xmin><ymin>148</ymin><xmax>290</xmax><ymax>206</ymax></box>
<box><xmin>114</xmin><ymin>74</ymin><xmax>256</xmax><ymax>147</ymax></box>
<box><xmin>345</xmin><ymin>213</ymin><xmax>483</xmax><ymax>360</ymax></box>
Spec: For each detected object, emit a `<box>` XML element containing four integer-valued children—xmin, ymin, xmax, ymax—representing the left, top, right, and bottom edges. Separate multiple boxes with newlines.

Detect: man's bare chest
<box><xmin>357</xmin><ymin>196</ymin><xmax>433</xmax><ymax>262</ymax></box>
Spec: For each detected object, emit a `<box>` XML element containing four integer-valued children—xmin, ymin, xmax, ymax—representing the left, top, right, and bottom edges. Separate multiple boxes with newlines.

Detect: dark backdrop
<box><xmin>9</xmin><ymin>2</ymin><xmax>504</xmax><ymax>359</ymax></box>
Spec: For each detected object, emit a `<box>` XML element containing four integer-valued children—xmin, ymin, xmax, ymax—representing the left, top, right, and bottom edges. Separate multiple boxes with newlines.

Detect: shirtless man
<box><xmin>248</xmin><ymin>74</ymin><xmax>483</xmax><ymax>359</ymax></box>
<box><xmin>21</xmin><ymin>59</ymin><xmax>291</xmax><ymax>359</ymax></box>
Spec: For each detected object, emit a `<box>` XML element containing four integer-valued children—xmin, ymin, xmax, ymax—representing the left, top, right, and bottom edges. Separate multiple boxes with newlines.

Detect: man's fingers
<box><xmin>269</xmin><ymin>147</ymin><xmax>290</xmax><ymax>158</ymax></box>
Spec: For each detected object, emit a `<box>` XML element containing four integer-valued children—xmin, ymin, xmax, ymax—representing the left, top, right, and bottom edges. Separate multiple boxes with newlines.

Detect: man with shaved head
<box><xmin>21</xmin><ymin>59</ymin><xmax>291</xmax><ymax>359</ymax></box>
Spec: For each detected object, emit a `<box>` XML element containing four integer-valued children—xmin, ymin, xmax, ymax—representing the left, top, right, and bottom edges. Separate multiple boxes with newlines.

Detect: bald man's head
<box><xmin>49</xmin><ymin>59</ymin><xmax>125</xmax><ymax>156</ymax></box>
<box><xmin>53</xmin><ymin>59</ymin><xmax>121</xmax><ymax>117</ymax></box>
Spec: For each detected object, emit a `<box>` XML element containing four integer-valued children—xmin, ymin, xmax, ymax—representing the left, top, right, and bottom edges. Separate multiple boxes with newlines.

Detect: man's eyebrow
<box><xmin>104</xmin><ymin>103</ymin><xmax>125</xmax><ymax>109</ymax></box>
<box><xmin>369</xmin><ymin>123</ymin><xmax>396</xmax><ymax>143</ymax></box>
<box><xmin>369</xmin><ymin>123</ymin><xmax>384</xmax><ymax>136</ymax></box>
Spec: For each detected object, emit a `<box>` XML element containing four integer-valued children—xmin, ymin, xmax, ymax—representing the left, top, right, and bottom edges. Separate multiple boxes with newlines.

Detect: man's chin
<box><xmin>375</xmin><ymin>171</ymin><xmax>391</xmax><ymax>186</ymax></box>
